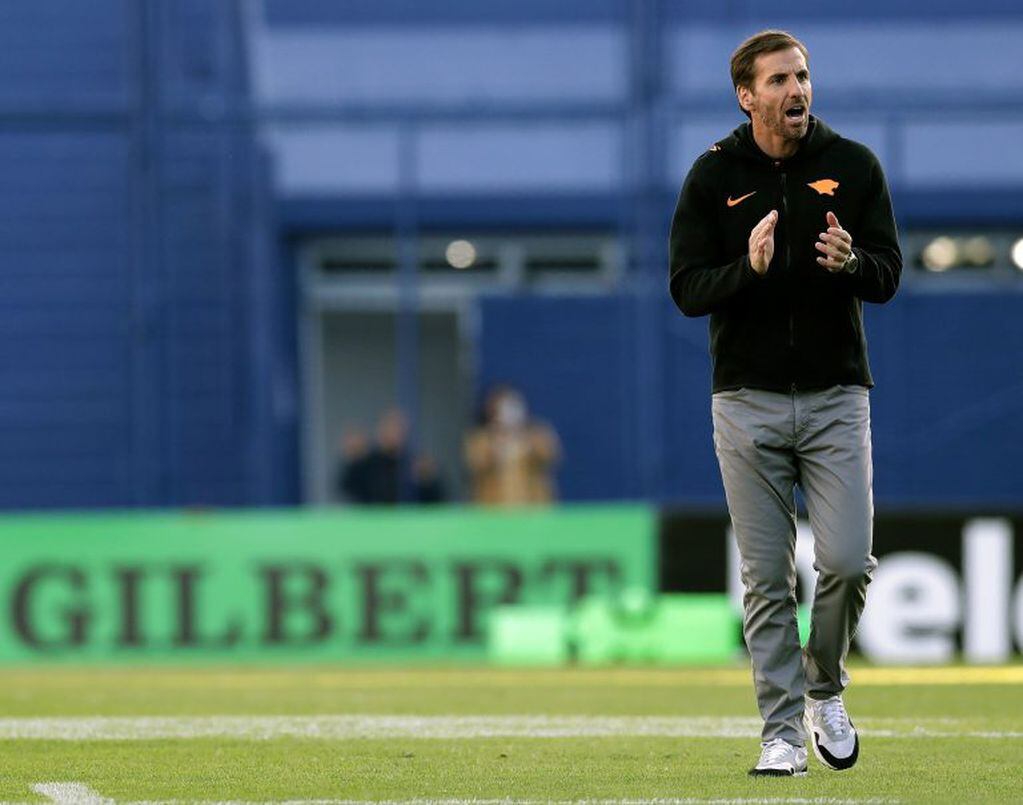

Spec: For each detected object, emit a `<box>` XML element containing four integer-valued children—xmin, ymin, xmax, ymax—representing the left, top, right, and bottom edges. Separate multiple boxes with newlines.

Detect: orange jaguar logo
<box><xmin>808</xmin><ymin>179</ymin><xmax>839</xmax><ymax>196</ymax></box>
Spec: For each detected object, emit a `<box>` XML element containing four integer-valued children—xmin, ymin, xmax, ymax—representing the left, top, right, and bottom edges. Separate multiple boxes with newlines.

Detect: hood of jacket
<box><xmin>714</xmin><ymin>115</ymin><xmax>841</xmax><ymax>165</ymax></box>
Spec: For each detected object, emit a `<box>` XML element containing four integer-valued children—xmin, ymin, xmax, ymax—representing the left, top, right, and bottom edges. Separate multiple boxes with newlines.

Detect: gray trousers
<box><xmin>712</xmin><ymin>385</ymin><xmax>877</xmax><ymax>745</ymax></box>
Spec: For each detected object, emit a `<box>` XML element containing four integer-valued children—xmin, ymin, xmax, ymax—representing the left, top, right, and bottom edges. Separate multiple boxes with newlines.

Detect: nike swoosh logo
<box><xmin>727</xmin><ymin>191</ymin><xmax>757</xmax><ymax>207</ymax></box>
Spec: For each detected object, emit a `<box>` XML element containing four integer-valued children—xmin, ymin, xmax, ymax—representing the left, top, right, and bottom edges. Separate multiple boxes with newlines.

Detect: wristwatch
<box><xmin>841</xmin><ymin>250</ymin><xmax>859</xmax><ymax>274</ymax></box>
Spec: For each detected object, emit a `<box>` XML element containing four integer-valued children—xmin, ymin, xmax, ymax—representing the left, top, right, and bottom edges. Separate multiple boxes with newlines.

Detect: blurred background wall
<box><xmin>0</xmin><ymin>1</ymin><xmax>281</xmax><ymax>508</ymax></box>
<box><xmin>3</xmin><ymin>0</ymin><xmax>1022</xmax><ymax>511</ymax></box>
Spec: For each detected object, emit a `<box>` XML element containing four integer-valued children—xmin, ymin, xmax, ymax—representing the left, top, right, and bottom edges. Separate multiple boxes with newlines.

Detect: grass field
<box><xmin>0</xmin><ymin>664</ymin><xmax>1020</xmax><ymax>803</ymax></box>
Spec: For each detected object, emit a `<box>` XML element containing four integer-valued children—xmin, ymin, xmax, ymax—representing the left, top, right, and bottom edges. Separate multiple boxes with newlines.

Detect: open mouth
<box><xmin>785</xmin><ymin>105</ymin><xmax>806</xmax><ymax>120</ymax></box>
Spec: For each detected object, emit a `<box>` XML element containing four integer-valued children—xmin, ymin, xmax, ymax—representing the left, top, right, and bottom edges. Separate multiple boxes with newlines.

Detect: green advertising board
<box><xmin>0</xmin><ymin>505</ymin><xmax>654</xmax><ymax>663</ymax></box>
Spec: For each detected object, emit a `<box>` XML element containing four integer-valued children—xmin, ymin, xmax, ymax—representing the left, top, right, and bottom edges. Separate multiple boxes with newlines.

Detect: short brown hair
<box><xmin>730</xmin><ymin>30</ymin><xmax>809</xmax><ymax>118</ymax></box>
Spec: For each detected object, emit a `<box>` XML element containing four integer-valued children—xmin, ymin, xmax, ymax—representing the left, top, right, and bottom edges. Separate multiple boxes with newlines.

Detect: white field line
<box><xmin>0</xmin><ymin>715</ymin><xmax>1017</xmax><ymax>741</ymax></box>
<box><xmin>128</xmin><ymin>799</ymin><xmax>899</xmax><ymax>805</ymax></box>
<box><xmin>11</xmin><ymin>786</ymin><xmax>900</xmax><ymax>805</ymax></box>
<box><xmin>30</xmin><ymin>783</ymin><xmax>112</xmax><ymax>805</ymax></box>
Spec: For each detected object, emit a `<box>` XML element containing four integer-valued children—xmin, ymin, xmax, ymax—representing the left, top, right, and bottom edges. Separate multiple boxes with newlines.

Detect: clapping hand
<box><xmin>816</xmin><ymin>211</ymin><xmax>853</xmax><ymax>272</ymax></box>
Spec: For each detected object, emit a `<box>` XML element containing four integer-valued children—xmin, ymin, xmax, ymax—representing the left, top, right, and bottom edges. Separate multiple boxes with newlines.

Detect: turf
<box><xmin>0</xmin><ymin>665</ymin><xmax>1020</xmax><ymax>803</ymax></box>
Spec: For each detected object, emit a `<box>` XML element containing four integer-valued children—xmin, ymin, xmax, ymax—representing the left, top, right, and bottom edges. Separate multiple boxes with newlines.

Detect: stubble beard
<box><xmin>759</xmin><ymin>107</ymin><xmax>806</xmax><ymax>143</ymax></box>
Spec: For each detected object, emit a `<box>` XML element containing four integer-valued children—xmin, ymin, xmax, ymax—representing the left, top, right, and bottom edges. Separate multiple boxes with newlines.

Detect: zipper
<box><xmin>780</xmin><ymin>170</ymin><xmax>794</xmax><ymax>350</ymax></box>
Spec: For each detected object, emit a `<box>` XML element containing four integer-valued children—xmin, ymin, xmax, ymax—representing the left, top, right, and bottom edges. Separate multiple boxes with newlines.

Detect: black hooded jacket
<box><xmin>668</xmin><ymin>116</ymin><xmax>901</xmax><ymax>393</ymax></box>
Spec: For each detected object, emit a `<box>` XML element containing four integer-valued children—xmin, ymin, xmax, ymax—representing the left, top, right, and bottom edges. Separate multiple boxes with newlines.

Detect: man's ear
<box><xmin>737</xmin><ymin>85</ymin><xmax>753</xmax><ymax>113</ymax></box>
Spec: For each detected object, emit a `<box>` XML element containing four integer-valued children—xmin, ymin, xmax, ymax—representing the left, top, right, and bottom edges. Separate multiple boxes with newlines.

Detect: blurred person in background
<box><xmin>368</xmin><ymin>407</ymin><xmax>410</xmax><ymax>504</ymax></box>
<box><xmin>336</xmin><ymin>426</ymin><xmax>373</xmax><ymax>503</ymax></box>
<box><xmin>464</xmin><ymin>384</ymin><xmax>561</xmax><ymax>506</ymax></box>
<box><xmin>336</xmin><ymin>409</ymin><xmax>448</xmax><ymax>505</ymax></box>
<box><xmin>669</xmin><ymin>30</ymin><xmax>901</xmax><ymax>777</ymax></box>
<box><xmin>412</xmin><ymin>454</ymin><xmax>447</xmax><ymax>504</ymax></box>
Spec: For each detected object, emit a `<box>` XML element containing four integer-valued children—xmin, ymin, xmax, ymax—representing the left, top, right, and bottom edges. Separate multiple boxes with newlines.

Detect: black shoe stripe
<box><xmin>748</xmin><ymin>767</ymin><xmax>795</xmax><ymax>776</ymax></box>
<box><xmin>814</xmin><ymin>729</ymin><xmax>859</xmax><ymax>770</ymax></box>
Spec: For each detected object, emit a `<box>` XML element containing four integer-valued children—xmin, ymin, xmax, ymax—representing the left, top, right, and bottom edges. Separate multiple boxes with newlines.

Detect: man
<box><xmin>336</xmin><ymin>409</ymin><xmax>411</xmax><ymax>504</ymax></box>
<box><xmin>668</xmin><ymin>30</ymin><xmax>901</xmax><ymax>776</ymax></box>
<box><xmin>464</xmin><ymin>385</ymin><xmax>561</xmax><ymax>506</ymax></box>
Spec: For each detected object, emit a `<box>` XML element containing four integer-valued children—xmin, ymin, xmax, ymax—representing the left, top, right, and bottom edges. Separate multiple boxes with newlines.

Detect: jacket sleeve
<box><xmin>844</xmin><ymin>155</ymin><xmax>902</xmax><ymax>303</ymax></box>
<box><xmin>668</xmin><ymin>161</ymin><xmax>759</xmax><ymax>318</ymax></box>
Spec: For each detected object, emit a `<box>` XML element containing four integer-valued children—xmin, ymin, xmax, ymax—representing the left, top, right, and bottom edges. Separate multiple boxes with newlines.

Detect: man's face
<box><xmin>739</xmin><ymin>47</ymin><xmax>812</xmax><ymax>143</ymax></box>
<box><xmin>377</xmin><ymin>409</ymin><xmax>407</xmax><ymax>452</ymax></box>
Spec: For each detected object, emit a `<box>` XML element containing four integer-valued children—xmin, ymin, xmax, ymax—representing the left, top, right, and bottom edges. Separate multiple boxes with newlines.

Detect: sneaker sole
<box><xmin>803</xmin><ymin>712</ymin><xmax>859</xmax><ymax>771</ymax></box>
<box><xmin>748</xmin><ymin>768</ymin><xmax>808</xmax><ymax>777</ymax></box>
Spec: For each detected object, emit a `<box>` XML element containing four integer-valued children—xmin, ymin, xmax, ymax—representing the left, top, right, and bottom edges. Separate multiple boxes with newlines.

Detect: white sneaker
<box><xmin>803</xmin><ymin>694</ymin><xmax>859</xmax><ymax>770</ymax></box>
<box><xmin>749</xmin><ymin>737</ymin><xmax>808</xmax><ymax>776</ymax></box>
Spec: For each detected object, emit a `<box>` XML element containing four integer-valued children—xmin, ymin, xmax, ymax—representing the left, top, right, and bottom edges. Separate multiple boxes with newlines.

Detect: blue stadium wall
<box><xmin>2</xmin><ymin>1</ymin><xmax>1022</xmax><ymax>510</ymax></box>
<box><xmin>476</xmin><ymin>294</ymin><xmax>1023</xmax><ymax>508</ymax></box>
<box><xmin>0</xmin><ymin>1</ymin><xmax>292</xmax><ymax>508</ymax></box>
